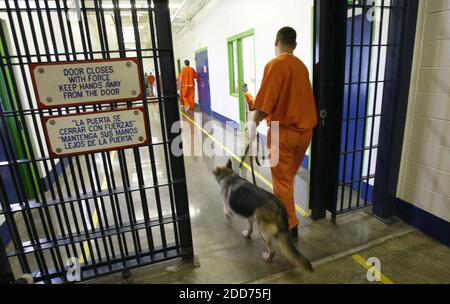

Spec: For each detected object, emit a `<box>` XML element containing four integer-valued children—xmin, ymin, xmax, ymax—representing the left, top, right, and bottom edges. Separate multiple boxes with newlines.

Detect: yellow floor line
<box><xmin>181</xmin><ymin>111</ymin><xmax>311</xmax><ymax>218</ymax></box>
<box><xmin>79</xmin><ymin>150</ymin><xmax>117</xmax><ymax>264</ymax></box>
<box><xmin>351</xmin><ymin>254</ymin><xmax>395</xmax><ymax>284</ymax></box>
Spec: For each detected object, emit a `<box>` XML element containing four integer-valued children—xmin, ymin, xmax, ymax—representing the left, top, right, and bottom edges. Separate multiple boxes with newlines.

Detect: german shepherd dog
<box><xmin>213</xmin><ymin>160</ymin><xmax>313</xmax><ymax>271</ymax></box>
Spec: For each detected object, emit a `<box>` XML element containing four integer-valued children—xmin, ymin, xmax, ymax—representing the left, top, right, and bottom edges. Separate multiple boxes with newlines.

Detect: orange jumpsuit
<box><xmin>177</xmin><ymin>66</ymin><xmax>198</xmax><ymax>110</ymax></box>
<box><xmin>254</xmin><ymin>53</ymin><xmax>317</xmax><ymax>229</ymax></box>
<box><xmin>147</xmin><ymin>74</ymin><xmax>156</xmax><ymax>97</ymax></box>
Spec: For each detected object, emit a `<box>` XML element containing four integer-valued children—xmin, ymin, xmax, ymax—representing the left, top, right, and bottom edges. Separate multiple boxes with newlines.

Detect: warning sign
<box><xmin>42</xmin><ymin>107</ymin><xmax>149</xmax><ymax>158</ymax></box>
<box><xmin>30</xmin><ymin>58</ymin><xmax>143</xmax><ymax>109</ymax></box>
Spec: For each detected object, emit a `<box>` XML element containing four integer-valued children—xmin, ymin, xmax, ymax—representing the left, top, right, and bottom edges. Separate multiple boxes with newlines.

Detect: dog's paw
<box><xmin>242</xmin><ymin>230</ymin><xmax>252</xmax><ymax>239</ymax></box>
<box><xmin>223</xmin><ymin>208</ymin><xmax>233</xmax><ymax>221</ymax></box>
<box><xmin>262</xmin><ymin>252</ymin><xmax>273</xmax><ymax>263</ymax></box>
<box><xmin>224</xmin><ymin>213</ymin><xmax>232</xmax><ymax>221</ymax></box>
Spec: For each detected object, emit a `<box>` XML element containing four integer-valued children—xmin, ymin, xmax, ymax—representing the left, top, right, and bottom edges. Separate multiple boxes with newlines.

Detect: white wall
<box><xmin>398</xmin><ymin>0</ymin><xmax>450</xmax><ymax>222</ymax></box>
<box><xmin>172</xmin><ymin>0</ymin><xmax>314</xmax><ymax>125</ymax></box>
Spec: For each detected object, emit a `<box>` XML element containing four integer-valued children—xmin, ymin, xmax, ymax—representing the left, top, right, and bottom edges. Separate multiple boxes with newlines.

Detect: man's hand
<box><xmin>246</xmin><ymin>122</ymin><xmax>257</xmax><ymax>143</ymax></box>
<box><xmin>246</xmin><ymin>109</ymin><xmax>266</xmax><ymax>142</ymax></box>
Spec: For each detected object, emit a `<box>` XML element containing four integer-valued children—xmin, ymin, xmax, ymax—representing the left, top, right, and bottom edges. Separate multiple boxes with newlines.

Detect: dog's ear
<box><xmin>226</xmin><ymin>159</ymin><xmax>232</xmax><ymax>169</ymax></box>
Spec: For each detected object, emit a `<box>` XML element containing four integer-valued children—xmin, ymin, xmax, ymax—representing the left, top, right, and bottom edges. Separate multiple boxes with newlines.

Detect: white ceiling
<box><xmin>169</xmin><ymin>0</ymin><xmax>211</xmax><ymax>32</ymax></box>
<box><xmin>82</xmin><ymin>0</ymin><xmax>208</xmax><ymax>47</ymax></box>
<box><xmin>97</xmin><ymin>0</ymin><xmax>208</xmax><ymax>36</ymax></box>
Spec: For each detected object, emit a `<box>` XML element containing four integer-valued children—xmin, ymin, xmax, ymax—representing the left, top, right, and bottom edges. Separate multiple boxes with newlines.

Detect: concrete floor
<box><xmin>86</xmin><ymin>109</ymin><xmax>450</xmax><ymax>284</ymax></box>
<box><xmin>91</xmin><ymin>230</ymin><xmax>450</xmax><ymax>284</ymax></box>
<box><xmin>250</xmin><ymin>231</ymin><xmax>450</xmax><ymax>284</ymax></box>
<box><xmin>6</xmin><ymin>106</ymin><xmax>450</xmax><ymax>284</ymax></box>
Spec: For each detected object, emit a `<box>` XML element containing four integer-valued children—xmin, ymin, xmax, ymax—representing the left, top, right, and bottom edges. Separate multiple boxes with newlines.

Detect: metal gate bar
<box><xmin>336</xmin><ymin>0</ymin><xmax>390</xmax><ymax>217</ymax></box>
<box><xmin>0</xmin><ymin>0</ymin><xmax>192</xmax><ymax>283</ymax></box>
<box><xmin>311</xmin><ymin>0</ymin><xmax>416</xmax><ymax>222</ymax></box>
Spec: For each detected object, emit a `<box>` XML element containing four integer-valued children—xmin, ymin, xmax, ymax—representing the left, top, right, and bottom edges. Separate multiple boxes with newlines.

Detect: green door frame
<box><xmin>227</xmin><ymin>29</ymin><xmax>254</xmax><ymax>128</ymax></box>
<box><xmin>0</xmin><ymin>22</ymin><xmax>38</xmax><ymax>199</ymax></box>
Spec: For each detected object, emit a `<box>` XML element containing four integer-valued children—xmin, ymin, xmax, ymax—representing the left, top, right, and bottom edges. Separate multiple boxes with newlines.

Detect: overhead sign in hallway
<box><xmin>30</xmin><ymin>58</ymin><xmax>143</xmax><ymax>109</ymax></box>
<box><xmin>42</xmin><ymin>107</ymin><xmax>149</xmax><ymax>157</ymax></box>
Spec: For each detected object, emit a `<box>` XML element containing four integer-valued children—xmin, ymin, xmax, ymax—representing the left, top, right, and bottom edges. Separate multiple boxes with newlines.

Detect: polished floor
<box><xmin>88</xmin><ymin>109</ymin><xmax>450</xmax><ymax>284</ymax></box>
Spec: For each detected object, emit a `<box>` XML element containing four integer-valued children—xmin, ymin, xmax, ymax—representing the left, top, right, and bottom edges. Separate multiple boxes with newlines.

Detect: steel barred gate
<box><xmin>337</xmin><ymin>0</ymin><xmax>391</xmax><ymax>217</ymax></box>
<box><xmin>311</xmin><ymin>0</ymin><xmax>419</xmax><ymax>221</ymax></box>
<box><xmin>0</xmin><ymin>0</ymin><xmax>193</xmax><ymax>283</ymax></box>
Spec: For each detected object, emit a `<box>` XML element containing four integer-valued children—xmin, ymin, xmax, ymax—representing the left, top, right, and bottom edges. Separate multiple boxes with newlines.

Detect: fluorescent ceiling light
<box><xmin>102</xmin><ymin>3</ymin><xmax>150</xmax><ymax>9</ymax></box>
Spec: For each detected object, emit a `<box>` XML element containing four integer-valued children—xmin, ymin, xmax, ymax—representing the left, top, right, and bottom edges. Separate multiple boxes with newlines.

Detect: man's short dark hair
<box><xmin>277</xmin><ymin>27</ymin><xmax>297</xmax><ymax>48</ymax></box>
<box><xmin>184</xmin><ymin>60</ymin><xmax>190</xmax><ymax>66</ymax></box>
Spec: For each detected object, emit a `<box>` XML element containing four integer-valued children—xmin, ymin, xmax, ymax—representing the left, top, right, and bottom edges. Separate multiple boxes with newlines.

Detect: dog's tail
<box><xmin>276</xmin><ymin>232</ymin><xmax>314</xmax><ymax>271</ymax></box>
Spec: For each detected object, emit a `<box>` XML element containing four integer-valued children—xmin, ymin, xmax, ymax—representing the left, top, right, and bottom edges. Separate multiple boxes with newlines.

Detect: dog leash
<box><xmin>239</xmin><ymin>134</ymin><xmax>263</xmax><ymax>186</ymax></box>
<box><xmin>239</xmin><ymin>144</ymin><xmax>257</xmax><ymax>186</ymax></box>
<box><xmin>255</xmin><ymin>134</ymin><xmax>264</xmax><ymax>167</ymax></box>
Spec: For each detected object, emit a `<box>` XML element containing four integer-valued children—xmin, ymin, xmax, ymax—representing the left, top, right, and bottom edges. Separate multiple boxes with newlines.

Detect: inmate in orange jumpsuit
<box><xmin>244</xmin><ymin>92</ymin><xmax>255</xmax><ymax>111</ymax></box>
<box><xmin>147</xmin><ymin>74</ymin><xmax>156</xmax><ymax>97</ymax></box>
<box><xmin>254</xmin><ymin>53</ymin><xmax>317</xmax><ymax>229</ymax></box>
<box><xmin>177</xmin><ymin>66</ymin><xmax>198</xmax><ymax>110</ymax></box>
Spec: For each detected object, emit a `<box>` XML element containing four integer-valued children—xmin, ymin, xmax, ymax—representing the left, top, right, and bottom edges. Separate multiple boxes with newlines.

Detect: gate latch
<box><xmin>319</xmin><ymin>109</ymin><xmax>328</xmax><ymax>126</ymax></box>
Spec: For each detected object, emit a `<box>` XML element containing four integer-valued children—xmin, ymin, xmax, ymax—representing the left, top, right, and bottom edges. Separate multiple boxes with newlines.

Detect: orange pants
<box><xmin>268</xmin><ymin>127</ymin><xmax>312</xmax><ymax>229</ymax></box>
<box><xmin>180</xmin><ymin>86</ymin><xmax>195</xmax><ymax>110</ymax></box>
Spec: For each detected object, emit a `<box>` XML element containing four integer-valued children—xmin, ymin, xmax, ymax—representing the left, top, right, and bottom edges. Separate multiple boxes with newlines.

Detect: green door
<box><xmin>227</xmin><ymin>29</ymin><xmax>255</xmax><ymax>130</ymax></box>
